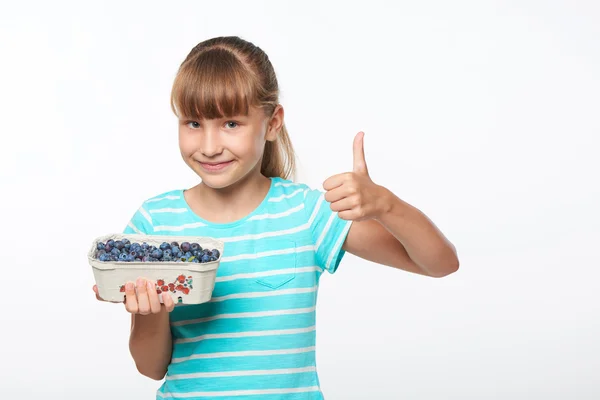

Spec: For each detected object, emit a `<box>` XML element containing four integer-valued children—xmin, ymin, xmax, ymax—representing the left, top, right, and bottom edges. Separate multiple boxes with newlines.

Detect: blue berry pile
<box><xmin>95</xmin><ymin>238</ymin><xmax>220</xmax><ymax>263</ymax></box>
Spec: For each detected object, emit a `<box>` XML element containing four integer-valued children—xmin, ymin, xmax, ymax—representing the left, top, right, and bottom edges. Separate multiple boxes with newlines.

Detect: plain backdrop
<box><xmin>1</xmin><ymin>0</ymin><xmax>599</xmax><ymax>399</ymax></box>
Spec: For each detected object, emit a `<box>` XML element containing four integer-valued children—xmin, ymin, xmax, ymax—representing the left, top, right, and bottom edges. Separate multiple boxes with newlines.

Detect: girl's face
<box><xmin>178</xmin><ymin>105</ymin><xmax>283</xmax><ymax>189</ymax></box>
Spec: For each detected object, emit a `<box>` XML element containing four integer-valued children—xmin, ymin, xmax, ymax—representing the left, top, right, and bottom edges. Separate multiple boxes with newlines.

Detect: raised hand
<box><xmin>323</xmin><ymin>132</ymin><xmax>388</xmax><ymax>221</ymax></box>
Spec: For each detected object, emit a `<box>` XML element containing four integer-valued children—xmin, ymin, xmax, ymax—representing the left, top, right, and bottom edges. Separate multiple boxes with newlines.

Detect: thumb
<box><xmin>353</xmin><ymin>131</ymin><xmax>368</xmax><ymax>175</ymax></box>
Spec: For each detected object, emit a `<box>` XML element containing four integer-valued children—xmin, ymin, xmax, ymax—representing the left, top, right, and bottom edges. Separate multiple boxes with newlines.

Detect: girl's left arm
<box><xmin>324</xmin><ymin>132</ymin><xmax>459</xmax><ymax>278</ymax></box>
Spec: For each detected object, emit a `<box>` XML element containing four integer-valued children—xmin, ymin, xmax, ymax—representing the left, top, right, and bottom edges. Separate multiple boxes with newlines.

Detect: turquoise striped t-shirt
<box><xmin>123</xmin><ymin>177</ymin><xmax>353</xmax><ymax>399</ymax></box>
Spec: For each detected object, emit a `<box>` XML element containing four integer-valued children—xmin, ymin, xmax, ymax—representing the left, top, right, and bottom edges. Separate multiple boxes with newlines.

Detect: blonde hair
<box><xmin>170</xmin><ymin>36</ymin><xmax>296</xmax><ymax>180</ymax></box>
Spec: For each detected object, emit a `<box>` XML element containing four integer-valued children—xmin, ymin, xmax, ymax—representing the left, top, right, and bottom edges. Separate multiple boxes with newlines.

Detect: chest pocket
<box><xmin>255</xmin><ymin>239</ymin><xmax>297</xmax><ymax>289</ymax></box>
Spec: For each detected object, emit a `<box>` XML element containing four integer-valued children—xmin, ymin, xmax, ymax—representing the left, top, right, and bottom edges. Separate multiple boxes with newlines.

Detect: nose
<box><xmin>200</xmin><ymin>126</ymin><xmax>223</xmax><ymax>157</ymax></box>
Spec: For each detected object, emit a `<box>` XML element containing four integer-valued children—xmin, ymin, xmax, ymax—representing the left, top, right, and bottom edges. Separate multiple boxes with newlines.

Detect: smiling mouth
<box><xmin>197</xmin><ymin>160</ymin><xmax>234</xmax><ymax>172</ymax></box>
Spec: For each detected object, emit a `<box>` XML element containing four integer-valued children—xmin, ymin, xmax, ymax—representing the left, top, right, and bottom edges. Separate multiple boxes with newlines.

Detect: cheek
<box><xmin>178</xmin><ymin>132</ymin><xmax>195</xmax><ymax>155</ymax></box>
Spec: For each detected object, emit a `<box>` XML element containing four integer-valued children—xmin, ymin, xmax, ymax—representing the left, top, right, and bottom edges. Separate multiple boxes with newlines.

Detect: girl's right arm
<box><xmin>94</xmin><ymin>277</ymin><xmax>175</xmax><ymax>380</ymax></box>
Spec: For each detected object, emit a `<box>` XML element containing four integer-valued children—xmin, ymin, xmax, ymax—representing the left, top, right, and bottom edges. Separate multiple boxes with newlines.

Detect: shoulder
<box><xmin>268</xmin><ymin>177</ymin><xmax>328</xmax><ymax>217</ymax></box>
<box><xmin>125</xmin><ymin>189</ymin><xmax>186</xmax><ymax>233</ymax></box>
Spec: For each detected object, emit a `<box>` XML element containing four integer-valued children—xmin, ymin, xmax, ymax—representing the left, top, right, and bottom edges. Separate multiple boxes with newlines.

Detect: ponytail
<box><xmin>261</xmin><ymin>124</ymin><xmax>296</xmax><ymax>180</ymax></box>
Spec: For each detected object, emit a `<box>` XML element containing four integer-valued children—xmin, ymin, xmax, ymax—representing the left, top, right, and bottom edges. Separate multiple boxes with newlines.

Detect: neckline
<box><xmin>179</xmin><ymin>177</ymin><xmax>277</xmax><ymax>229</ymax></box>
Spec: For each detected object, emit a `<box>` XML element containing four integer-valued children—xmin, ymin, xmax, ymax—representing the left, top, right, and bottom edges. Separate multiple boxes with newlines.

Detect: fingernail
<box><xmin>126</xmin><ymin>282</ymin><xmax>134</xmax><ymax>290</ymax></box>
<box><xmin>147</xmin><ymin>280</ymin><xmax>153</xmax><ymax>290</ymax></box>
<box><xmin>136</xmin><ymin>278</ymin><xmax>144</xmax><ymax>287</ymax></box>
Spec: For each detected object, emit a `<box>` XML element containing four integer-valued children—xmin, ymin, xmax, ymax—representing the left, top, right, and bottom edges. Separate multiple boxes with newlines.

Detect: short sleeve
<box><xmin>122</xmin><ymin>203</ymin><xmax>154</xmax><ymax>235</ymax></box>
<box><xmin>304</xmin><ymin>188</ymin><xmax>353</xmax><ymax>274</ymax></box>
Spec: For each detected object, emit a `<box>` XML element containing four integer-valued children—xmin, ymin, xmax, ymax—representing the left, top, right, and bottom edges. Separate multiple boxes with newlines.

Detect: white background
<box><xmin>1</xmin><ymin>0</ymin><xmax>599</xmax><ymax>398</ymax></box>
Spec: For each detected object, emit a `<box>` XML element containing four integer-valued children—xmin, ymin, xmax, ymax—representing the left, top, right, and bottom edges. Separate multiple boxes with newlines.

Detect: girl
<box><xmin>93</xmin><ymin>36</ymin><xmax>459</xmax><ymax>399</ymax></box>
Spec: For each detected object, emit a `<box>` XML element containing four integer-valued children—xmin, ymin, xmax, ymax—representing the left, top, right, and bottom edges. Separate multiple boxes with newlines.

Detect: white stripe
<box><xmin>138</xmin><ymin>206</ymin><xmax>152</xmax><ymax>224</ymax></box>
<box><xmin>150</xmin><ymin>196</ymin><xmax>323</xmax><ymax>240</ymax></box>
<box><xmin>221</xmin><ymin>245</ymin><xmax>315</xmax><ymax>263</ymax></box>
<box><xmin>315</xmin><ymin>212</ymin><xmax>335</xmax><ymax>250</ymax></box>
<box><xmin>145</xmin><ymin>195</ymin><xmax>180</xmax><ymax>203</ymax></box>
<box><xmin>153</xmin><ymin>221</ymin><xmax>207</xmax><ymax>232</ymax></box>
<box><xmin>127</xmin><ymin>222</ymin><xmax>143</xmax><ymax>234</ymax></box>
<box><xmin>171</xmin><ymin>306</ymin><xmax>317</xmax><ymax>327</ymax></box>
<box><xmin>268</xmin><ymin>188</ymin><xmax>304</xmax><ymax>202</ymax></box>
<box><xmin>221</xmin><ymin>222</ymin><xmax>311</xmax><ymax>243</ymax></box>
<box><xmin>215</xmin><ymin>266</ymin><xmax>321</xmax><ymax>283</ymax></box>
<box><xmin>157</xmin><ymin>386</ymin><xmax>320</xmax><ymax>398</ymax></box>
<box><xmin>174</xmin><ymin>325</ymin><xmax>316</xmax><ymax>344</ymax></box>
<box><xmin>209</xmin><ymin>285</ymin><xmax>317</xmax><ymax>303</ymax></box>
<box><xmin>274</xmin><ymin>182</ymin><xmax>301</xmax><ymax>188</ymax></box>
<box><xmin>171</xmin><ymin>346</ymin><xmax>316</xmax><ymax>364</ymax></box>
<box><xmin>325</xmin><ymin>220</ymin><xmax>353</xmax><ymax>271</ymax></box>
<box><xmin>149</xmin><ymin>208</ymin><xmax>188</xmax><ymax>214</ymax></box>
<box><xmin>248</xmin><ymin>203</ymin><xmax>304</xmax><ymax>220</ymax></box>
<box><xmin>168</xmin><ymin>366</ymin><xmax>316</xmax><ymax>380</ymax></box>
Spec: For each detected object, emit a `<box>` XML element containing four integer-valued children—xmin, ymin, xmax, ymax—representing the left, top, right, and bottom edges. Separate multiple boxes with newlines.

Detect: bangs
<box><xmin>170</xmin><ymin>48</ymin><xmax>260</xmax><ymax>120</ymax></box>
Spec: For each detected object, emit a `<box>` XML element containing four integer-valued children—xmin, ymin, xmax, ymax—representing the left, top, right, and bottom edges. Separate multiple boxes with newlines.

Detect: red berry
<box><xmin>162</xmin><ymin>285</ymin><xmax>168</xmax><ymax>292</ymax></box>
<box><xmin>177</xmin><ymin>275</ymin><xmax>185</xmax><ymax>283</ymax></box>
<box><xmin>119</xmin><ymin>286</ymin><xmax>125</xmax><ymax>293</ymax></box>
<box><xmin>156</xmin><ymin>289</ymin><xmax>162</xmax><ymax>294</ymax></box>
<box><xmin>176</xmin><ymin>284</ymin><xmax>184</xmax><ymax>291</ymax></box>
<box><xmin>157</xmin><ymin>279</ymin><xmax>164</xmax><ymax>286</ymax></box>
<box><xmin>182</xmin><ymin>287</ymin><xmax>190</xmax><ymax>295</ymax></box>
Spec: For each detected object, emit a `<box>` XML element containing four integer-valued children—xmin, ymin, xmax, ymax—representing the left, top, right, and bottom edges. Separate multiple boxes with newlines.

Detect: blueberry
<box><xmin>160</xmin><ymin>242</ymin><xmax>170</xmax><ymax>251</ymax></box>
<box><xmin>107</xmin><ymin>239</ymin><xmax>115</xmax><ymax>246</ymax></box>
<box><xmin>192</xmin><ymin>258</ymin><xmax>200</xmax><ymax>263</ymax></box>
<box><xmin>162</xmin><ymin>255</ymin><xmax>172</xmax><ymax>262</ymax></box>
<box><xmin>141</xmin><ymin>242</ymin><xmax>149</xmax><ymax>251</ymax></box>
<box><xmin>118</xmin><ymin>253</ymin><xmax>128</xmax><ymax>261</ymax></box>
<box><xmin>171</xmin><ymin>245</ymin><xmax>180</xmax><ymax>254</ymax></box>
<box><xmin>151</xmin><ymin>249</ymin><xmax>163</xmax><ymax>259</ymax></box>
<box><xmin>124</xmin><ymin>243</ymin><xmax>131</xmax><ymax>251</ymax></box>
<box><xmin>122</xmin><ymin>238</ymin><xmax>131</xmax><ymax>245</ymax></box>
<box><xmin>202</xmin><ymin>249</ymin><xmax>210</xmax><ymax>255</ymax></box>
<box><xmin>114</xmin><ymin>240</ymin><xmax>124</xmax><ymax>250</ymax></box>
<box><xmin>201</xmin><ymin>254</ymin><xmax>211</xmax><ymax>263</ymax></box>
<box><xmin>99</xmin><ymin>253</ymin><xmax>110</xmax><ymax>261</ymax></box>
<box><xmin>184</xmin><ymin>251</ymin><xmax>193</xmax><ymax>259</ymax></box>
<box><xmin>209</xmin><ymin>256</ymin><xmax>217</xmax><ymax>262</ymax></box>
<box><xmin>111</xmin><ymin>248</ymin><xmax>120</xmax><ymax>256</ymax></box>
<box><xmin>190</xmin><ymin>243</ymin><xmax>201</xmax><ymax>252</ymax></box>
<box><xmin>104</xmin><ymin>243</ymin><xmax>113</xmax><ymax>252</ymax></box>
<box><xmin>97</xmin><ymin>249</ymin><xmax>106</xmax><ymax>256</ymax></box>
<box><xmin>163</xmin><ymin>249</ymin><xmax>172</xmax><ymax>257</ymax></box>
<box><xmin>129</xmin><ymin>250</ymin><xmax>139</xmax><ymax>258</ymax></box>
<box><xmin>97</xmin><ymin>242</ymin><xmax>105</xmax><ymax>250</ymax></box>
<box><xmin>170</xmin><ymin>241</ymin><xmax>179</xmax><ymax>247</ymax></box>
<box><xmin>125</xmin><ymin>254</ymin><xmax>135</xmax><ymax>262</ymax></box>
<box><xmin>210</xmin><ymin>249</ymin><xmax>220</xmax><ymax>259</ymax></box>
<box><xmin>181</xmin><ymin>242</ymin><xmax>191</xmax><ymax>252</ymax></box>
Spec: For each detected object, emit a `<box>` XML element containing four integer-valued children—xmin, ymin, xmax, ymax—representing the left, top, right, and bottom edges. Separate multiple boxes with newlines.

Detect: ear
<box><xmin>265</xmin><ymin>105</ymin><xmax>284</xmax><ymax>142</ymax></box>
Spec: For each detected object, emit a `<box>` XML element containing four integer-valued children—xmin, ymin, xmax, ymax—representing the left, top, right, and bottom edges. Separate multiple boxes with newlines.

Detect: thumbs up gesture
<box><xmin>323</xmin><ymin>132</ymin><xmax>389</xmax><ymax>221</ymax></box>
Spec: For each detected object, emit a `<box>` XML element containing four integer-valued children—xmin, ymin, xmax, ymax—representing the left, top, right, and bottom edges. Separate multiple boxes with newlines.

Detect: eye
<box><xmin>225</xmin><ymin>121</ymin><xmax>239</xmax><ymax>129</ymax></box>
<box><xmin>186</xmin><ymin>121</ymin><xmax>201</xmax><ymax>129</ymax></box>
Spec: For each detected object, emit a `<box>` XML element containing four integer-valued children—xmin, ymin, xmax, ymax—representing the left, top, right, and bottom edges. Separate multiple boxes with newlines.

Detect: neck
<box><xmin>187</xmin><ymin>168</ymin><xmax>272</xmax><ymax>224</ymax></box>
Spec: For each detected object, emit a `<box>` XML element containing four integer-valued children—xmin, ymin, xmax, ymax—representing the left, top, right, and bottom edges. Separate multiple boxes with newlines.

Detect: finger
<box><xmin>162</xmin><ymin>292</ymin><xmax>175</xmax><ymax>312</ymax></box>
<box><xmin>124</xmin><ymin>282</ymin><xmax>139</xmax><ymax>313</ymax></box>
<box><xmin>136</xmin><ymin>278</ymin><xmax>151</xmax><ymax>315</ymax></box>
<box><xmin>323</xmin><ymin>172</ymin><xmax>350</xmax><ymax>191</ymax></box>
<box><xmin>146</xmin><ymin>280</ymin><xmax>162</xmax><ymax>314</ymax></box>
<box><xmin>353</xmin><ymin>131</ymin><xmax>368</xmax><ymax>175</ymax></box>
<box><xmin>330</xmin><ymin>196</ymin><xmax>359</xmax><ymax>213</ymax></box>
<box><xmin>338</xmin><ymin>209</ymin><xmax>362</xmax><ymax>221</ymax></box>
<box><xmin>93</xmin><ymin>285</ymin><xmax>103</xmax><ymax>301</ymax></box>
<box><xmin>324</xmin><ymin>184</ymin><xmax>353</xmax><ymax>204</ymax></box>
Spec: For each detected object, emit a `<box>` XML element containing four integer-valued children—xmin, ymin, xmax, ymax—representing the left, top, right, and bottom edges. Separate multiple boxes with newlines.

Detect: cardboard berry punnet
<box><xmin>88</xmin><ymin>233</ymin><xmax>224</xmax><ymax>305</ymax></box>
